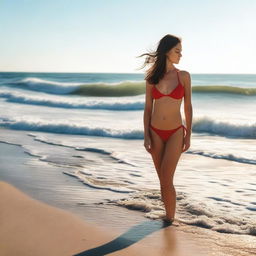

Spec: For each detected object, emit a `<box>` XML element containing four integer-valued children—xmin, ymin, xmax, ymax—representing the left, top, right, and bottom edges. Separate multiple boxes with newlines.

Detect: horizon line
<box><xmin>0</xmin><ymin>70</ymin><xmax>256</xmax><ymax>75</ymax></box>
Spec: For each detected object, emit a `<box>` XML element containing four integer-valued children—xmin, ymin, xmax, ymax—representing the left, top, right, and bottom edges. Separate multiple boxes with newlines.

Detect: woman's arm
<box><xmin>183</xmin><ymin>71</ymin><xmax>193</xmax><ymax>136</ymax></box>
<box><xmin>143</xmin><ymin>80</ymin><xmax>153</xmax><ymax>138</ymax></box>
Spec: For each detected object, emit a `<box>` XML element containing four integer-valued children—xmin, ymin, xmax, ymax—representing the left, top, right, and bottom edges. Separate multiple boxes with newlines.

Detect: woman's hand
<box><xmin>182</xmin><ymin>134</ymin><xmax>191</xmax><ymax>153</ymax></box>
<box><xmin>144</xmin><ymin>136</ymin><xmax>152</xmax><ymax>154</ymax></box>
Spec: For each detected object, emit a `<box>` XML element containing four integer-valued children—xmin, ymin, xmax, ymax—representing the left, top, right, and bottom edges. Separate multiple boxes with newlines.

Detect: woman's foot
<box><xmin>162</xmin><ymin>216</ymin><xmax>180</xmax><ymax>226</ymax></box>
<box><xmin>162</xmin><ymin>216</ymin><xmax>174</xmax><ymax>224</ymax></box>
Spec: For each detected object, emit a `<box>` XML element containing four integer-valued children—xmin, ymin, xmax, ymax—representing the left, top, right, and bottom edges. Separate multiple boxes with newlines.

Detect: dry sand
<box><xmin>0</xmin><ymin>181</ymin><xmax>213</xmax><ymax>256</ymax></box>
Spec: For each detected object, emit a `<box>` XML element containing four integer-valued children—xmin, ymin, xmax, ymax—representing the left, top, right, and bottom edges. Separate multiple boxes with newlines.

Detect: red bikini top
<box><xmin>152</xmin><ymin>69</ymin><xmax>184</xmax><ymax>100</ymax></box>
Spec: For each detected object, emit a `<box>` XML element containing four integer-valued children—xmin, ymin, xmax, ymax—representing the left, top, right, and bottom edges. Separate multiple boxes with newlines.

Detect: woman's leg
<box><xmin>149</xmin><ymin>127</ymin><xmax>165</xmax><ymax>201</ymax></box>
<box><xmin>159</xmin><ymin>126</ymin><xmax>183</xmax><ymax>220</ymax></box>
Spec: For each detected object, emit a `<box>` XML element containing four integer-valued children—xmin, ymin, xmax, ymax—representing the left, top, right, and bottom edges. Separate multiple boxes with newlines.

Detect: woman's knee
<box><xmin>150</xmin><ymin>152</ymin><xmax>162</xmax><ymax>177</ymax></box>
<box><xmin>160</xmin><ymin>179</ymin><xmax>174</xmax><ymax>189</ymax></box>
<box><xmin>159</xmin><ymin>164</ymin><xmax>175</xmax><ymax>184</ymax></box>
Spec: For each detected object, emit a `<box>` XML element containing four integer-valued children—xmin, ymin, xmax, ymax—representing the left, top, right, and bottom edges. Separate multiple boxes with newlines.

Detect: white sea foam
<box><xmin>192</xmin><ymin>117</ymin><xmax>256</xmax><ymax>138</ymax></box>
<box><xmin>0</xmin><ymin>90</ymin><xmax>144</xmax><ymax>110</ymax></box>
<box><xmin>6</xmin><ymin>76</ymin><xmax>256</xmax><ymax>96</ymax></box>
<box><xmin>28</xmin><ymin>133</ymin><xmax>137</xmax><ymax>167</ymax></box>
<box><xmin>187</xmin><ymin>150</ymin><xmax>256</xmax><ymax>165</ymax></box>
<box><xmin>0</xmin><ymin>116</ymin><xmax>255</xmax><ymax>139</ymax></box>
<box><xmin>7</xmin><ymin>77</ymin><xmax>145</xmax><ymax>96</ymax></box>
<box><xmin>0</xmin><ymin>117</ymin><xmax>142</xmax><ymax>139</ymax></box>
<box><xmin>107</xmin><ymin>190</ymin><xmax>256</xmax><ymax>235</ymax></box>
<box><xmin>63</xmin><ymin>169</ymin><xmax>135</xmax><ymax>193</ymax></box>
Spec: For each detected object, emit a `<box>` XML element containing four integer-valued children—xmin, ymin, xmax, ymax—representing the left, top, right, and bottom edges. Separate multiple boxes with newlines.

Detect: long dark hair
<box><xmin>137</xmin><ymin>34</ymin><xmax>182</xmax><ymax>84</ymax></box>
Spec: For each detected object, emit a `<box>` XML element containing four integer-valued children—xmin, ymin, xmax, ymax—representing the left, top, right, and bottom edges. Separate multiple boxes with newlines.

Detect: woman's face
<box><xmin>166</xmin><ymin>43</ymin><xmax>182</xmax><ymax>64</ymax></box>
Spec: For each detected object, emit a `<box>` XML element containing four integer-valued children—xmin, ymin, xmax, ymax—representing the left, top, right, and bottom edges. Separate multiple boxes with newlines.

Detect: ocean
<box><xmin>0</xmin><ymin>71</ymin><xmax>255</xmax><ymax>237</ymax></box>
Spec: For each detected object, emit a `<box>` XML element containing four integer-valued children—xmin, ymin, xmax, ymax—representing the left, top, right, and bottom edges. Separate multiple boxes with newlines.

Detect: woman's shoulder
<box><xmin>178</xmin><ymin>69</ymin><xmax>191</xmax><ymax>86</ymax></box>
<box><xmin>145</xmin><ymin>79</ymin><xmax>154</xmax><ymax>87</ymax></box>
<box><xmin>178</xmin><ymin>69</ymin><xmax>190</xmax><ymax>77</ymax></box>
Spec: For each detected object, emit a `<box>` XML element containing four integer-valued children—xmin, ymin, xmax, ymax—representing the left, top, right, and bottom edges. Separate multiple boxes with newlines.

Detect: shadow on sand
<box><xmin>73</xmin><ymin>219</ymin><xmax>172</xmax><ymax>256</ymax></box>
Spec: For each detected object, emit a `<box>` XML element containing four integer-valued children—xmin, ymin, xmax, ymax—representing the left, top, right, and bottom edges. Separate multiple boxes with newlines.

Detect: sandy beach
<box><xmin>0</xmin><ymin>181</ymin><xmax>206</xmax><ymax>256</ymax></box>
<box><xmin>1</xmin><ymin>1</ymin><xmax>256</xmax><ymax>255</ymax></box>
<box><xmin>1</xmin><ymin>141</ymin><xmax>256</xmax><ymax>256</ymax></box>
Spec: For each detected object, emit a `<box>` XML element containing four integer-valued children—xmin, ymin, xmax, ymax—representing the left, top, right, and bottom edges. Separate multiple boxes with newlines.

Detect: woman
<box><xmin>139</xmin><ymin>34</ymin><xmax>193</xmax><ymax>223</ymax></box>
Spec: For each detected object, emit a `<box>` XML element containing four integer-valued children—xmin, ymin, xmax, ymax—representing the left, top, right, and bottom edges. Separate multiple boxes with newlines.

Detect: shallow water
<box><xmin>0</xmin><ymin>71</ymin><xmax>255</xmax><ymax>237</ymax></box>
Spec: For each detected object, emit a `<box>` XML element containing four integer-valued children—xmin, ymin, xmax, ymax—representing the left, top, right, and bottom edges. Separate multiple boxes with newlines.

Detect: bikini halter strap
<box><xmin>176</xmin><ymin>68</ymin><xmax>180</xmax><ymax>83</ymax></box>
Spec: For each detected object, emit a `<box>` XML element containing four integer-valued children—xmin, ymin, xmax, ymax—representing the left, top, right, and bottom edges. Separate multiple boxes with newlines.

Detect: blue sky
<box><xmin>0</xmin><ymin>0</ymin><xmax>255</xmax><ymax>73</ymax></box>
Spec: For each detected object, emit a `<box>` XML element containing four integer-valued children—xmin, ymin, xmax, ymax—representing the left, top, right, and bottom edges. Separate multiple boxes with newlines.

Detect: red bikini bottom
<box><xmin>150</xmin><ymin>123</ymin><xmax>187</xmax><ymax>142</ymax></box>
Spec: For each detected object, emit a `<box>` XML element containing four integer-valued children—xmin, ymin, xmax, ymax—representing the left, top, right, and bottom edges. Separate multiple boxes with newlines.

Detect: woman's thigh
<box><xmin>149</xmin><ymin>128</ymin><xmax>165</xmax><ymax>181</ymax></box>
<box><xmin>160</xmin><ymin>127</ymin><xmax>184</xmax><ymax>184</ymax></box>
